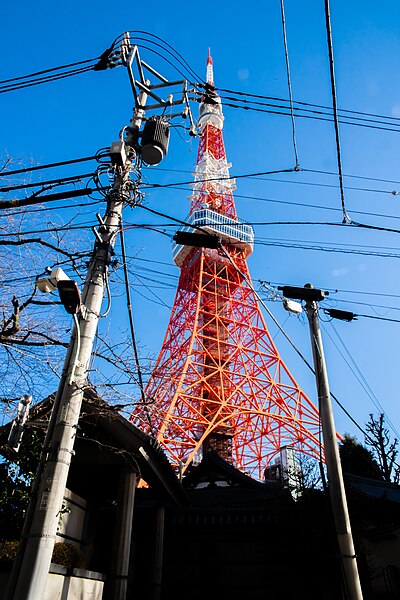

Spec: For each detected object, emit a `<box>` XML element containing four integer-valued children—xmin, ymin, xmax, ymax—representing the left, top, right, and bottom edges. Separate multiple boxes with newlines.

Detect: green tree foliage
<box><xmin>0</xmin><ymin>428</ymin><xmax>42</xmax><ymax>540</ymax></box>
<box><xmin>339</xmin><ymin>433</ymin><xmax>383</xmax><ymax>480</ymax></box>
<box><xmin>0</xmin><ymin>462</ymin><xmax>31</xmax><ymax>540</ymax></box>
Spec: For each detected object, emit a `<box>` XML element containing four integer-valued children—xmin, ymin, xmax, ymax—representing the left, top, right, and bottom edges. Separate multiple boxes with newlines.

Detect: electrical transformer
<box><xmin>140</xmin><ymin>116</ymin><xmax>170</xmax><ymax>165</ymax></box>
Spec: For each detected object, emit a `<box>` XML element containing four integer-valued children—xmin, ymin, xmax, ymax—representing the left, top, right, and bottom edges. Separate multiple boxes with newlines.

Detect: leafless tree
<box><xmin>365</xmin><ymin>413</ymin><xmax>400</xmax><ymax>483</ymax></box>
<box><xmin>0</xmin><ymin>156</ymin><xmax>154</xmax><ymax>426</ymax></box>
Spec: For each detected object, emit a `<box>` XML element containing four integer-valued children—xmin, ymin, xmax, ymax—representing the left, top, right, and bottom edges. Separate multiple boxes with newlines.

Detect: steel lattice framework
<box><xmin>131</xmin><ymin>53</ymin><xmax>323</xmax><ymax>479</ymax></box>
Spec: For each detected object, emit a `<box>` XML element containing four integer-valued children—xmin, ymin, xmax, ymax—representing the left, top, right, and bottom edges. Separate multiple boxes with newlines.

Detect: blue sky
<box><xmin>2</xmin><ymin>1</ymin><xmax>400</xmax><ymax>446</ymax></box>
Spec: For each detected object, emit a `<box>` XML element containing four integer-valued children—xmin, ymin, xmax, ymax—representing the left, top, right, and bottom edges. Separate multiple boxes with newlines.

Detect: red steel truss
<box><xmin>131</xmin><ymin>54</ymin><xmax>323</xmax><ymax>479</ymax></box>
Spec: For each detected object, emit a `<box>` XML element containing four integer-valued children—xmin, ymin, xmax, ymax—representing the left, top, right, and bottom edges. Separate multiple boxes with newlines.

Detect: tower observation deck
<box><xmin>172</xmin><ymin>209</ymin><xmax>254</xmax><ymax>267</ymax></box>
<box><xmin>130</xmin><ymin>52</ymin><xmax>323</xmax><ymax>479</ymax></box>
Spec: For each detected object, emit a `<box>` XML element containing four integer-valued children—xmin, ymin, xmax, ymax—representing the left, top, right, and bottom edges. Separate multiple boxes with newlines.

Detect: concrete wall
<box><xmin>56</xmin><ymin>488</ymin><xmax>88</xmax><ymax>547</ymax></box>
<box><xmin>0</xmin><ymin>566</ymin><xmax>105</xmax><ymax>600</ymax></box>
<box><xmin>45</xmin><ymin>566</ymin><xmax>105</xmax><ymax>600</ymax></box>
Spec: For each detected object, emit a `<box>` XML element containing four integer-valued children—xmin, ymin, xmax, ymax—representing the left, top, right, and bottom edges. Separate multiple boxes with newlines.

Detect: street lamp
<box><xmin>35</xmin><ymin>267</ymin><xmax>70</xmax><ymax>294</ymax></box>
<box><xmin>36</xmin><ymin>267</ymin><xmax>81</xmax><ymax>315</ymax></box>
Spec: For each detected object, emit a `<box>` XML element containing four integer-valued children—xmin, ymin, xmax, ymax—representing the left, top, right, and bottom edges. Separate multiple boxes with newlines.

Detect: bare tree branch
<box><xmin>0</xmin><ymin>237</ymin><xmax>78</xmax><ymax>260</ymax></box>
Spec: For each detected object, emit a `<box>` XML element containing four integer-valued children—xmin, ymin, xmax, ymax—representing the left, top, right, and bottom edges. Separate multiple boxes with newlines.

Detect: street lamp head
<box><xmin>57</xmin><ymin>280</ymin><xmax>81</xmax><ymax>315</ymax></box>
<box><xmin>283</xmin><ymin>298</ymin><xmax>303</xmax><ymax>315</ymax></box>
<box><xmin>36</xmin><ymin>267</ymin><xmax>70</xmax><ymax>293</ymax></box>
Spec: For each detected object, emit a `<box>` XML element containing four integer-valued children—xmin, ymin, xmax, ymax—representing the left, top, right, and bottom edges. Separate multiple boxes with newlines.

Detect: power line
<box><xmin>0</xmin><ymin>58</ymin><xmax>99</xmax><ymax>86</ymax></box>
<box><xmin>118</xmin><ymin>217</ymin><xmax>150</xmax><ymax>419</ymax></box>
<box><xmin>246</xmin><ymin>219</ymin><xmax>400</xmax><ymax>236</ymax></box>
<box><xmin>143</xmin><ymin>167</ymin><xmax>297</xmax><ymax>190</ymax></box>
<box><xmin>279</xmin><ymin>0</ymin><xmax>299</xmax><ymax>169</ymax></box>
<box><xmin>303</xmin><ymin>167</ymin><xmax>400</xmax><ymax>186</ymax></box>
<box><xmin>324</xmin><ymin>0</ymin><xmax>350</xmax><ymax>223</ymax></box>
<box><xmin>0</xmin><ymin>66</ymin><xmax>95</xmax><ymax>94</ymax></box>
<box><xmin>0</xmin><ymin>220</ymin><xmax>97</xmax><ymax>238</ymax></box>
<box><xmin>127</xmin><ymin>31</ymin><xmax>203</xmax><ymax>83</ymax></box>
<box><xmin>323</xmin><ymin>320</ymin><xmax>400</xmax><ymax>439</ymax></box>
<box><xmin>3</xmin><ymin>198</ymin><xmax>103</xmax><ymax>217</ymax></box>
<box><xmin>144</xmin><ymin>171</ymin><xmax>397</xmax><ymax>196</ymax></box>
<box><xmin>260</xmin><ymin>281</ymin><xmax>400</xmax><ymax>315</ymax></box>
<box><xmin>329</xmin><ymin>297</ymin><xmax>400</xmax><ymax>314</ymax></box>
<box><xmin>330</xmin><ymin>288</ymin><xmax>400</xmax><ymax>300</ymax></box>
<box><xmin>0</xmin><ymin>187</ymin><xmax>99</xmax><ymax>211</ymax></box>
<box><xmin>218</xmin><ymin>245</ymin><xmax>368</xmax><ymax>438</ymax></box>
<box><xmin>130</xmin><ymin>272</ymin><xmax>173</xmax><ymax>309</ymax></box>
<box><xmin>121</xmin><ymin>219</ymin><xmax>400</xmax><ymax>264</ymax></box>
<box><xmin>247</xmin><ymin>176</ymin><xmax>396</xmax><ymax>195</ymax></box>
<box><xmin>210</xmin><ymin>80</ymin><xmax>400</xmax><ymax>133</ymax></box>
<box><xmin>150</xmin><ymin>164</ymin><xmax>400</xmax><ymax>189</ymax></box>
<box><xmin>130</xmin><ymin>259</ymin><xmax>400</xmax><ymax>309</ymax></box>
<box><xmin>3</xmin><ymin>33</ymin><xmax>399</xmax><ymax>134</ymax></box>
<box><xmin>214</xmin><ymin>92</ymin><xmax>400</xmax><ymax>134</ymax></box>
<box><xmin>214</xmin><ymin>85</ymin><xmax>400</xmax><ymax>127</ymax></box>
<box><xmin>0</xmin><ymin>172</ymin><xmax>94</xmax><ymax>193</ymax></box>
<box><xmin>261</xmin><ymin>279</ymin><xmax>400</xmax><ymax>303</ymax></box>
<box><xmin>257</xmin><ymin>283</ymin><xmax>400</xmax><ymax>443</ymax></box>
<box><xmin>4</xmin><ymin>162</ymin><xmax>399</xmax><ymax>200</ymax></box>
<box><xmin>233</xmin><ymin>192</ymin><xmax>400</xmax><ymax>222</ymax></box>
<box><xmin>325</xmin><ymin>310</ymin><xmax>400</xmax><ymax>324</ymax></box>
<box><xmin>0</xmin><ymin>156</ymin><xmax>97</xmax><ymax>178</ymax></box>
<box><xmin>215</xmin><ymin>97</ymin><xmax>400</xmax><ymax>135</ymax></box>
<box><xmin>255</xmin><ymin>237</ymin><xmax>400</xmax><ymax>260</ymax></box>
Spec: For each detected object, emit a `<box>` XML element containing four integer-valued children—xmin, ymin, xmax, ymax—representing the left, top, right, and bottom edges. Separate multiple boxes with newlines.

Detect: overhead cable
<box><xmin>204</xmin><ymin>96</ymin><xmax>400</xmax><ymax>135</ymax></box>
<box><xmin>0</xmin><ymin>58</ymin><xmax>98</xmax><ymax>86</ymax></box>
<box><xmin>0</xmin><ymin>66</ymin><xmax>95</xmax><ymax>94</ymax></box>
<box><xmin>0</xmin><ymin>172</ymin><xmax>95</xmax><ymax>194</ymax></box>
<box><xmin>0</xmin><ymin>156</ymin><xmax>97</xmax><ymax>178</ymax></box>
<box><xmin>0</xmin><ymin>189</ymin><xmax>104</xmax><ymax>211</ymax></box>
<box><xmin>144</xmin><ymin>167</ymin><xmax>297</xmax><ymax>190</ymax></box>
<box><xmin>324</xmin><ymin>0</ymin><xmax>351</xmax><ymax>223</ymax></box>
<box><xmin>214</xmin><ymin>94</ymin><xmax>400</xmax><ymax>134</ymax></box>
<box><xmin>324</xmin><ymin>309</ymin><xmax>400</xmax><ymax>324</ymax></box>
<box><xmin>279</xmin><ymin>0</ymin><xmax>299</xmax><ymax>169</ymax></box>
<box><xmin>219</xmin><ymin>246</ymin><xmax>366</xmax><ymax>436</ymax></box>
<box><xmin>255</xmin><ymin>238</ymin><xmax>400</xmax><ymax>260</ymax></box>
<box><xmin>214</xmin><ymin>85</ymin><xmax>400</xmax><ymax>124</ymax></box>
<box><xmin>119</xmin><ymin>217</ymin><xmax>152</xmax><ymax>421</ymax></box>
<box><xmin>127</xmin><ymin>31</ymin><xmax>203</xmax><ymax>82</ymax></box>
<box><xmin>151</xmin><ymin>164</ymin><xmax>400</xmax><ymax>189</ymax></box>
<box><xmin>144</xmin><ymin>172</ymin><xmax>398</xmax><ymax>196</ymax></box>
<box><xmin>324</xmin><ymin>321</ymin><xmax>400</xmax><ymax>439</ymax></box>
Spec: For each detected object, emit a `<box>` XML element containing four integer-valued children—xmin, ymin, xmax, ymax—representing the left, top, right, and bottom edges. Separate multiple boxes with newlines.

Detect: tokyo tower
<box><xmin>132</xmin><ymin>52</ymin><xmax>322</xmax><ymax>479</ymax></box>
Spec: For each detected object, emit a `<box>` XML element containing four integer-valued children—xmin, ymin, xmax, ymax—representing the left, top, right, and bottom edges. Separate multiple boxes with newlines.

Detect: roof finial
<box><xmin>206</xmin><ymin>48</ymin><xmax>214</xmax><ymax>86</ymax></box>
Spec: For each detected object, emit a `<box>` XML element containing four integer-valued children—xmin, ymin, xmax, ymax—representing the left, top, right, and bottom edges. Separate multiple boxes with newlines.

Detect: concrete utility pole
<box><xmin>6</xmin><ymin>89</ymin><xmax>148</xmax><ymax>600</ymax></box>
<box><xmin>279</xmin><ymin>283</ymin><xmax>364</xmax><ymax>600</ymax></box>
<box><xmin>6</xmin><ymin>33</ymin><xmax>195</xmax><ymax>599</ymax></box>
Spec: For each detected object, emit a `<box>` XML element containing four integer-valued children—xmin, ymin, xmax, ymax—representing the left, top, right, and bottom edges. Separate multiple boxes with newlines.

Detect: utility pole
<box><xmin>279</xmin><ymin>283</ymin><xmax>363</xmax><ymax>600</ymax></box>
<box><xmin>6</xmin><ymin>34</ymin><xmax>196</xmax><ymax>600</ymax></box>
<box><xmin>6</xmin><ymin>90</ymin><xmax>146</xmax><ymax>600</ymax></box>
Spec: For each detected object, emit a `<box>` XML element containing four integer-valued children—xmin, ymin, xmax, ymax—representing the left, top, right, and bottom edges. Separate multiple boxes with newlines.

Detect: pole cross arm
<box><xmin>278</xmin><ymin>284</ymin><xmax>329</xmax><ymax>302</ymax></box>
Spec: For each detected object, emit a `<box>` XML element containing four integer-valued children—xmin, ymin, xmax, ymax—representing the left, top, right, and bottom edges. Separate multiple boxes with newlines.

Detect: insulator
<box><xmin>141</xmin><ymin>116</ymin><xmax>170</xmax><ymax>165</ymax></box>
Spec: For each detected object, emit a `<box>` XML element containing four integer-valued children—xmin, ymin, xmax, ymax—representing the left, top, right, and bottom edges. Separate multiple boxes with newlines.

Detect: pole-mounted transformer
<box><xmin>140</xmin><ymin>116</ymin><xmax>170</xmax><ymax>165</ymax></box>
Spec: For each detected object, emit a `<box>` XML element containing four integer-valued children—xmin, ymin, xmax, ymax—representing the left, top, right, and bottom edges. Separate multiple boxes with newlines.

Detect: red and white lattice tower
<box><xmin>131</xmin><ymin>52</ymin><xmax>322</xmax><ymax>479</ymax></box>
